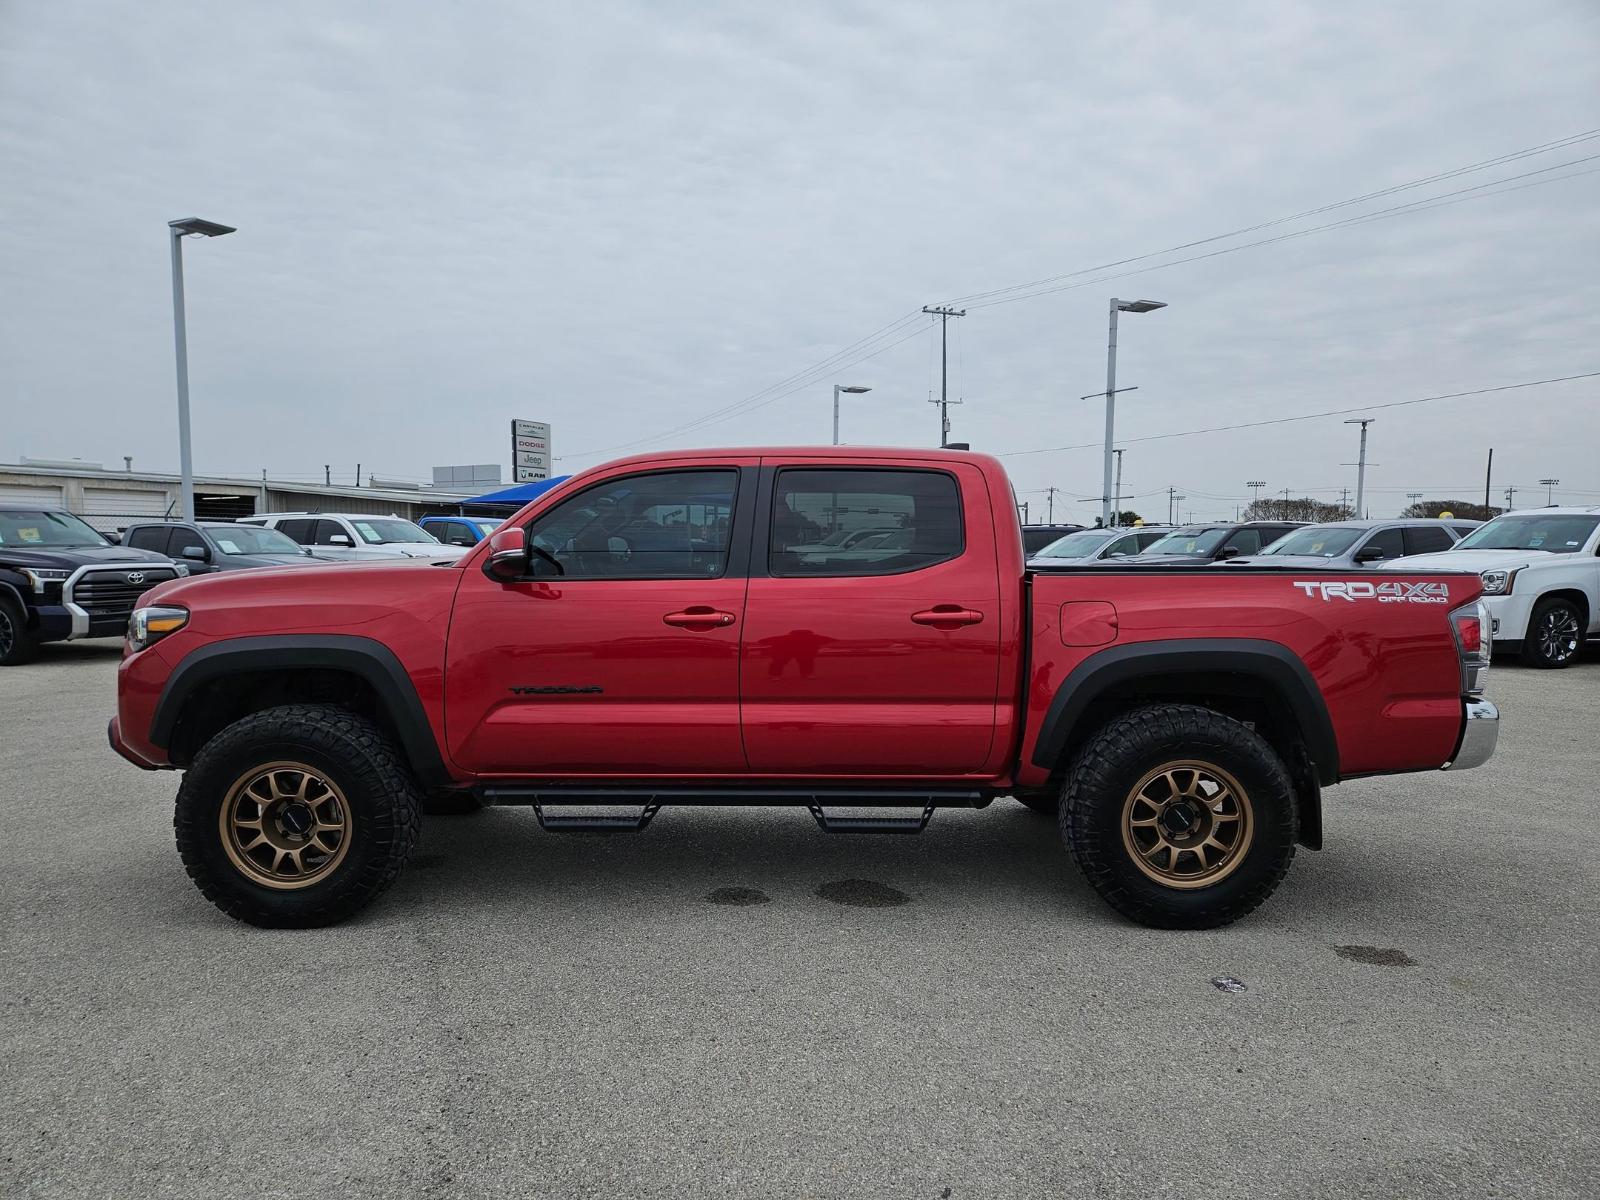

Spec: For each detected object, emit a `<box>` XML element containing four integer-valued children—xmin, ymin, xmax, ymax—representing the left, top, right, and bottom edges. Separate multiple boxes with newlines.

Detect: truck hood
<box><xmin>0</xmin><ymin>544</ymin><xmax>176</xmax><ymax>571</ymax></box>
<box><xmin>1382</xmin><ymin>549</ymin><xmax>1541</xmax><ymax>572</ymax></box>
<box><xmin>378</xmin><ymin>542</ymin><xmax>467</xmax><ymax>559</ymax></box>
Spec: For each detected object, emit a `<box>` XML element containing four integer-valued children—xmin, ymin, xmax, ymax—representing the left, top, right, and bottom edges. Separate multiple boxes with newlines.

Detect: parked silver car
<box><xmin>236</xmin><ymin>512</ymin><xmax>467</xmax><ymax>560</ymax></box>
<box><xmin>1027</xmin><ymin>525</ymin><xmax>1169</xmax><ymax>568</ymax></box>
<box><xmin>1225</xmin><ymin>518</ymin><xmax>1478</xmax><ymax>569</ymax></box>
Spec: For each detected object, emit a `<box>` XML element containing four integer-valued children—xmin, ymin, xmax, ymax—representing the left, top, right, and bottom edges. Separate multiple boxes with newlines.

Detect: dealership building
<box><xmin>0</xmin><ymin>458</ymin><xmax>498</xmax><ymax>531</ymax></box>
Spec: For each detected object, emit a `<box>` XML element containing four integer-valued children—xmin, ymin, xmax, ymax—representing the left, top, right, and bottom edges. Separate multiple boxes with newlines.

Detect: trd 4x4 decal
<box><xmin>1293</xmin><ymin>580</ymin><xmax>1451</xmax><ymax>604</ymax></box>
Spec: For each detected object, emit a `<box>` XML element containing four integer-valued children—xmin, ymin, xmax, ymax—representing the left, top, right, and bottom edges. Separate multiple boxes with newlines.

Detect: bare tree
<box><xmin>1399</xmin><ymin>499</ymin><xmax>1501</xmax><ymax>521</ymax></box>
<box><xmin>1243</xmin><ymin>498</ymin><xmax>1354</xmax><ymax>523</ymax></box>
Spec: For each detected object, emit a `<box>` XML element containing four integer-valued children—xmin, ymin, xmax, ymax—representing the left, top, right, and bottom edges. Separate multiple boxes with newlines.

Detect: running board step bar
<box><xmin>476</xmin><ymin>786</ymin><xmax>987</xmax><ymax>835</ymax></box>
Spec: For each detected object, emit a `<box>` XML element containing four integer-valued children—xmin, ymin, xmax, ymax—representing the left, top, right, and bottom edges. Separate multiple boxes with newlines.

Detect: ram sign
<box><xmin>511</xmin><ymin>419</ymin><xmax>552</xmax><ymax>482</ymax></box>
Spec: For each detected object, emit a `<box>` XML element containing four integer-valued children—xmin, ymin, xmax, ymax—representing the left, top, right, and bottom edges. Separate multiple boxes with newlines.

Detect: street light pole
<box><xmin>1539</xmin><ymin>478</ymin><xmax>1560</xmax><ymax>505</ymax></box>
<box><xmin>832</xmin><ymin>385</ymin><xmax>871</xmax><ymax>445</ymax></box>
<box><xmin>1344</xmin><ymin>418</ymin><xmax>1375</xmax><ymax>518</ymax></box>
<box><xmin>168</xmin><ymin>217</ymin><xmax>236</xmax><ymax>521</ymax></box>
<box><xmin>1112</xmin><ymin>448</ymin><xmax>1124</xmax><ymax>523</ymax></box>
<box><xmin>1100</xmin><ymin>299</ymin><xmax>1165</xmax><ymax>527</ymax></box>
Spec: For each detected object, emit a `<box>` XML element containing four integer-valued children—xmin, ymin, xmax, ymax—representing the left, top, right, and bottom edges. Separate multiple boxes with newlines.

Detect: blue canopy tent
<box><xmin>460</xmin><ymin>475</ymin><xmax>571</xmax><ymax>513</ymax></box>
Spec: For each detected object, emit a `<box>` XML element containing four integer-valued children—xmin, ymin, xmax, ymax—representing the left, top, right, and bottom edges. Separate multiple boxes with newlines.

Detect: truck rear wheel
<box><xmin>0</xmin><ymin>596</ymin><xmax>38</xmax><ymax>666</ymax></box>
<box><xmin>1060</xmin><ymin>704</ymin><xmax>1297</xmax><ymax>929</ymax></box>
<box><xmin>174</xmin><ymin>704</ymin><xmax>421</xmax><ymax>927</ymax></box>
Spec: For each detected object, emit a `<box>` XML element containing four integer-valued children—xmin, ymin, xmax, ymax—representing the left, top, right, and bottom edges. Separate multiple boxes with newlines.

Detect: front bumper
<box><xmin>1482</xmin><ymin>592</ymin><xmax>1536</xmax><ymax>643</ymax></box>
<box><xmin>1443</xmin><ymin>698</ymin><xmax>1498</xmax><ymax>771</ymax></box>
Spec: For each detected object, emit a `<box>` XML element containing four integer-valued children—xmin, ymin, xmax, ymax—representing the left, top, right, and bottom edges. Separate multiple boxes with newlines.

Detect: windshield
<box><xmin>0</xmin><ymin>509</ymin><xmax>108</xmax><ymax>548</ymax></box>
<box><xmin>349</xmin><ymin>518</ymin><xmax>438</xmax><ymax>545</ymax></box>
<box><xmin>1453</xmin><ymin>514</ymin><xmax>1599</xmax><ymax>553</ymax></box>
<box><xmin>1143</xmin><ymin>527</ymin><xmax>1228</xmax><ymax>557</ymax></box>
<box><xmin>207</xmin><ymin>525</ymin><xmax>303</xmax><ymax>555</ymax></box>
<box><xmin>1260</xmin><ymin>526</ymin><xmax>1364</xmax><ymax>557</ymax></box>
<box><xmin>1034</xmin><ymin>531</ymin><xmax>1115</xmax><ymax>558</ymax></box>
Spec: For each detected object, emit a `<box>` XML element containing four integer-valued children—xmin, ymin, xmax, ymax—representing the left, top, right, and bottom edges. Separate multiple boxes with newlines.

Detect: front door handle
<box><xmin>911</xmin><ymin>605</ymin><xmax>985</xmax><ymax>629</ymax></box>
<box><xmin>663</xmin><ymin>606</ymin><xmax>737</xmax><ymax>630</ymax></box>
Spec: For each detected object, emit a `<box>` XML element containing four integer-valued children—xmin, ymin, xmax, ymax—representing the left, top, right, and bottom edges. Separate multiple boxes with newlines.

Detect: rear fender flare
<box><xmin>1031</xmin><ymin>638</ymin><xmax>1340</xmax><ymax>787</ymax></box>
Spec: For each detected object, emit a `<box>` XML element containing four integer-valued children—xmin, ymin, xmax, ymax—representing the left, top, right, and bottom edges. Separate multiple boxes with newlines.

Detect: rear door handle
<box><xmin>663</xmin><ymin>606</ymin><xmax>737</xmax><ymax>629</ymax></box>
<box><xmin>911</xmin><ymin>605</ymin><xmax>985</xmax><ymax>629</ymax></box>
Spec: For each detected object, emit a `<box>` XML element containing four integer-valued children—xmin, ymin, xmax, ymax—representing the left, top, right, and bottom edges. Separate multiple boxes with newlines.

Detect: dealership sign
<box><xmin>511</xmin><ymin>419</ymin><xmax>551</xmax><ymax>482</ymax></box>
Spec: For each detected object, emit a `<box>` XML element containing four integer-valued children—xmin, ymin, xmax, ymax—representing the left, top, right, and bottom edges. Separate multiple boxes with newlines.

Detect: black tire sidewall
<box><xmin>1061</xmin><ymin>706</ymin><xmax>1297</xmax><ymax>928</ymax></box>
<box><xmin>175</xmin><ymin>706</ymin><xmax>419</xmax><ymax>926</ymax></box>
<box><xmin>0</xmin><ymin>598</ymin><xmax>38</xmax><ymax>665</ymax></box>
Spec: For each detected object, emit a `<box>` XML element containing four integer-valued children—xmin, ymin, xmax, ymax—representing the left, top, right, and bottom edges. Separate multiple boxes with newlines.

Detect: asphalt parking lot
<box><xmin>2</xmin><ymin>642</ymin><xmax>1596</xmax><ymax>1199</ymax></box>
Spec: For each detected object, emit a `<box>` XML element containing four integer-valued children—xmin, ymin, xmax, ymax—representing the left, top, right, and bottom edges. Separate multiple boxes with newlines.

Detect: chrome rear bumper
<box><xmin>1443</xmin><ymin>698</ymin><xmax>1498</xmax><ymax>771</ymax></box>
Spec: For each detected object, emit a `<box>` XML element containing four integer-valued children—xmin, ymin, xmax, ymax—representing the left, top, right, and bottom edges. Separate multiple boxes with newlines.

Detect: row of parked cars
<box><xmin>1026</xmin><ymin>510</ymin><xmax>1600</xmax><ymax>668</ymax></box>
<box><xmin>0</xmin><ymin>506</ymin><xmax>504</xmax><ymax>665</ymax></box>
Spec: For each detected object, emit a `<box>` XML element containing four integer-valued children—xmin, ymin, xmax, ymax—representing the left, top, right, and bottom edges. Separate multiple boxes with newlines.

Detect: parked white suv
<box><xmin>237</xmin><ymin>513</ymin><xmax>468</xmax><ymax>561</ymax></box>
<box><xmin>1386</xmin><ymin>506</ymin><xmax>1600</xmax><ymax>668</ymax></box>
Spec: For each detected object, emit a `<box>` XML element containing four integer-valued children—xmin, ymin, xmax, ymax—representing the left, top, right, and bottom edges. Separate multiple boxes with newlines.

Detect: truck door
<box><xmin>445</xmin><ymin>462</ymin><xmax>755</xmax><ymax>775</ymax></box>
<box><xmin>739</xmin><ymin>461</ymin><xmax>1002</xmax><ymax>774</ymax></box>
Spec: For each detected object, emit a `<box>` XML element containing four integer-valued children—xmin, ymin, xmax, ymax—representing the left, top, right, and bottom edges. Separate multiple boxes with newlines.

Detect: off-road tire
<box><xmin>0</xmin><ymin>597</ymin><xmax>39</xmax><ymax>666</ymax></box>
<box><xmin>1012</xmin><ymin>790</ymin><xmax>1060</xmax><ymax>815</ymax></box>
<box><xmin>174</xmin><ymin>704</ymin><xmax>421</xmax><ymax>927</ymax></box>
<box><xmin>1519</xmin><ymin>597</ymin><xmax>1584</xmax><ymax>669</ymax></box>
<box><xmin>424</xmin><ymin>787</ymin><xmax>485</xmax><ymax>816</ymax></box>
<box><xmin>1060</xmin><ymin>704</ymin><xmax>1297</xmax><ymax>929</ymax></box>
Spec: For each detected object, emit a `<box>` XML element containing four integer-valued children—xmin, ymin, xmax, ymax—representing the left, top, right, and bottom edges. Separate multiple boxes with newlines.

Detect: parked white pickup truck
<box><xmin>1388</xmin><ymin>506</ymin><xmax>1600</xmax><ymax>668</ymax></box>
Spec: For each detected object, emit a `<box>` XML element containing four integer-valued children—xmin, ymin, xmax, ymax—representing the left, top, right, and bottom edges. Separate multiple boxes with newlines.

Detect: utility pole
<box><xmin>1280</xmin><ymin>487</ymin><xmax>1293</xmax><ymax>521</ymax></box>
<box><xmin>1540</xmin><ymin>478</ymin><xmax>1560</xmax><ymax>505</ymax></box>
<box><xmin>1505</xmin><ymin>485</ymin><xmax>1518</xmax><ymax>511</ymax></box>
<box><xmin>1112</xmin><ymin>449</ymin><xmax>1125</xmax><ymax>524</ymax></box>
<box><xmin>922</xmin><ymin>306</ymin><xmax>965</xmax><ymax>447</ymax></box>
<box><xmin>1343</xmin><ymin>418</ymin><xmax>1375</xmax><ymax>519</ymax></box>
<box><xmin>1019</xmin><ymin>500</ymin><xmax>1030</xmax><ymax>524</ymax></box>
<box><xmin>1166</xmin><ymin>487</ymin><xmax>1186</xmax><ymax>525</ymax></box>
<box><xmin>1043</xmin><ymin>487</ymin><xmax>1060</xmax><ymax>523</ymax></box>
<box><xmin>1483</xmin><ymin>448</ymin><xmax>1493</xmax><ymax>514</ymax></box>
<box><xmin>1340</xmin><ymin>488</ymin><xmax>1351</xmax><ymax>513</ymax></box>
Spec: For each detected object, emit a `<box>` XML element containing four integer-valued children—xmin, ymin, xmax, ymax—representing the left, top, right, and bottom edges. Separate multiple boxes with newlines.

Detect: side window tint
<box><xmin>770</xmin><ymin>468</ymin><xmax>962</xmax><ymax>577</ymax></box>
<box><xmin>126</xmin><ymin>526</ymin><xmax>171</xmax><ymax>553</ymax></box>
<box><xmin>527</xmin><ymin>469</ymin><xmax>737</xmax><ymax>579</ymax></box>
<box><xmin>275</xmin><ymin>519</ymin><xmax>314</xmax><ymax>544</ymax></box>
<box><xmin>312</xmin><ymin>520</ymin><xmax>348</xmax><ymax>545</ymax></box>
<box><xmin>1102</xmin><ymin>533</ymin><xmax>1139</xmax><ymax>557</ymax></box>
<box><xmin>1405</xmin><ymin>526</ymin><xmax>1454</xmax><ymax>555</ymax></box>
<box><xmin>1362</xmin><ymin>527</ymin><xmax>1407</xmax><ymax>560</ymax></box>
<box><xmin>1226</xmin><ymin>529</ymin><xmax>1262</xmax><ymax>554</ymax></box>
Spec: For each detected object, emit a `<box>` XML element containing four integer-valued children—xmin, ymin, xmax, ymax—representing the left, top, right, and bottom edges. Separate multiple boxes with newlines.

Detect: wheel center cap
<box><xmin>278</xmin><ymin>802</ymin><xmax>313</xmax><ymax>836</ymax></box>
<box><xmin>1162</xmin><ymin>802</ymin><xmax>1199</xmax><ymax>837</ymax></box>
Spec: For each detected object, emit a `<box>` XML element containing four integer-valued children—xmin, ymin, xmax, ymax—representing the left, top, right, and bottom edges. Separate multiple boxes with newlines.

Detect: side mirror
<box><xmin>181</xmin><ymin>545</ymin><xmax>209</xmax><ymax>561</ymax></box>
<box><xmin>329</xmin><ymin>533</ymin><xmax>353</xmax><ymax>546</ymax></box>
<box><xmin>483</xmin><ymin>526</ymin><xmax>531</xmax><ymax>582</ymax></box>
<box><xmin>1218</xmin><ymin>545</ymin><xmax>1241</xmax><ymax>559</ymax></box>
<box><xmin>1354</xmin><ymin>545</ymin><xmax>1385</xmax><ymax>562</ymax></box>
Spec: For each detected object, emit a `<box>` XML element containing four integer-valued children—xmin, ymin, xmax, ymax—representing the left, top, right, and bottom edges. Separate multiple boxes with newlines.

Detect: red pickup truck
<box><xmin>110</xmin><ymin>447</ymin><xmax>1498</xmax><ymax>930</ymax></box>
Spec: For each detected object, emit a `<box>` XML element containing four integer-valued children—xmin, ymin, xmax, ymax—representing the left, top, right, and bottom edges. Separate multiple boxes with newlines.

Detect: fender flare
<box><xmin>0</xmin><ymin>573</ymin><xmax>29</xmax><ymax>617</ymax></box>
<box><xmin>150</xmin><ymin>634</ymin><xmax>450</xmax><ymax>784</ymax></box>
<box><xmin>1030</xmin><ymin>638</ymin><xmax>1340</xmax><ymax>785</ymax></box>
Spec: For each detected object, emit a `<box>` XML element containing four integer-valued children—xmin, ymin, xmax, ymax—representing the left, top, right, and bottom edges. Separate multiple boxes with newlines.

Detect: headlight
<box><xmin>21</xmin><ymin>568</ymin><xmax>70</xmax><ymax>593</ymax></box>
<box><xmin>128</xmin><ymin>605</ymin><xmax>189</xmax><ymax>651</ymax></box>
<box><xmin>1479</xmin><ymin>568</ymin><xmax>1519</xmax><ymax>595</ymax></box>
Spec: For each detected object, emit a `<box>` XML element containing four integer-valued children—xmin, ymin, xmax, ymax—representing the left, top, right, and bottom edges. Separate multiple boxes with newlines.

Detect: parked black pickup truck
<box><xmin>0</xmin><ymin>506</ymin><xmax>186</xmax><ymax>665</ymax></box>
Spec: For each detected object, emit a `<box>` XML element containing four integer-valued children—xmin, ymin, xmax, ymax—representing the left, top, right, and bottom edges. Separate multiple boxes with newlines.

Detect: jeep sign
<box><xmin>511</xmin><ymin>420</ymin><xmax>551</xmax><ymax>482</ymax></box>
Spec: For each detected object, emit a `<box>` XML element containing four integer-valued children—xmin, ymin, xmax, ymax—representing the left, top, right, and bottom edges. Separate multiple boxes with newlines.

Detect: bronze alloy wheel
<box><xmin>1120</xmin><ymin>760</ymin><xmax>1255</xmax><ymax>890</ymax></box>
<box><xmin>219</xmin><ymin>761</ymin><xmax>353</xmax><ymax>890</ymax></box>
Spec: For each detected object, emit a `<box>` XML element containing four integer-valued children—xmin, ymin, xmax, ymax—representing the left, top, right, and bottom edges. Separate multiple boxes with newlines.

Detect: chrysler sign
<box><xmin>511</xmin><ymin>420</ymin><xmax>551</xmax><ymax>482</ymax></box>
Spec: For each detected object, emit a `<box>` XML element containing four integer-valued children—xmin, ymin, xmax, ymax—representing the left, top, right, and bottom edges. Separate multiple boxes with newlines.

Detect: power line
<box><xmin>997</xmin><ymin>370</ymin><xmax>1600</xmax><ymax>458</ymax></box>
<box><xmin>947</xmin><ymin>127</ymin><xmax>1600</xmax><ymax>308</ymax></box>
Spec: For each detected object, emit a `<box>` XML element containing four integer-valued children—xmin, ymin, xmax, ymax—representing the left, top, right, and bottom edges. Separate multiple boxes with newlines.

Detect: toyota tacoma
<box><xmin>109</xmin><ymin>447</ymin><xmax>1499</xmax><ymax>929</ymax></box>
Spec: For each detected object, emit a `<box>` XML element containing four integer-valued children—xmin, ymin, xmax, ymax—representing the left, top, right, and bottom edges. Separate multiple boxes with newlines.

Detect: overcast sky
<box><xmin>3</xmin><ymin>1</ymin><xmax>1598</xmax><ymax>519</ymax></box>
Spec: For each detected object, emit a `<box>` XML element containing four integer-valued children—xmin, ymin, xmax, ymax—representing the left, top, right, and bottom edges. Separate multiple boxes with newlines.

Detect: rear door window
<box><xmin>312</xmin><ymin>520</ymin><xmax>350</xmax><ymax>546</ymax></box>
<box><xmin>125</xmin><ymin>526</ymin><xmax>174</xmax><ymax>553</ymax></box>
<box><xmin>275</xmin><ymin>519</ymin><xmax>316</xmax><ymax>544</ymax></box>
<box><xmin>1404</xmin><ymin>526</ymin><xmax>1455</xmax><ymax>555</ymax></box>
<box><xmin>770</xmin><ymin>468</ymin><xmax>962</xmax><ymax>577</ymax></box>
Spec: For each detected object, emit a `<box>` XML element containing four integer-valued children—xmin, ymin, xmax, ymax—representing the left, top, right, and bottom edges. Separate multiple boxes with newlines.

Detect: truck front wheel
<box><xmin>1060</xmin><ymin>704</ymin><xmax>1297</xmax><ymax>929</ymax></box>
<box><xmin>174</xmin><ymin>704</ymin><xmax>422</xmax><ymax>927</ymax></box>
<box><xmin>0</xmin><ymin>596</ymin><xmax>39</xmax><ymax>666</ymax></box>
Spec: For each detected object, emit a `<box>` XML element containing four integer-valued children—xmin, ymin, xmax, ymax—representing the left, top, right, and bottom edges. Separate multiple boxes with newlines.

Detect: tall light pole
<box><xmin>169</xmin><ymin>217</ymin><xmax>236</xmax><ymax>521</ymax></box>
<box><xmin>1099</xmin><ymin>299</ymin><xmax>1166</xmax><ymax>527</ymax></box>
<box><xmin>832</xmin><ymin>385</ymin><xmax>871</xmax><ymax>445</ymax></box>
<box><xmin>1540</xmin><ymin>477</ymin><xmax>1560</xmax><ymax>505</ymax></box>
<box><xmin>1247</xmin><ymin>480</ymin><xmax>1267</xmax><ymax>515</ymax></box>
<box><xmin>1343</xmin><ymin>418</ymin><xmax>1375</xmax><ymax>519</ymax></box>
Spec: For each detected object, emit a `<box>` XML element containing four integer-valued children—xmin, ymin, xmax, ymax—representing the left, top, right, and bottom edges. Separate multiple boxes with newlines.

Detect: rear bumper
<box><xmin>1443</xmin><ymin>699</ymin><xmax>1498</xmax><ymax>771</ymax></box>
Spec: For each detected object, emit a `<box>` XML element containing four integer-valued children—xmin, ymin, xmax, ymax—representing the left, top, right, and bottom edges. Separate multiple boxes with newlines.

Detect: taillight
<box><xmin>1449</xmin><ymin>600</ymin><xmax>1491</xmax><ymax>696</ymax></box>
